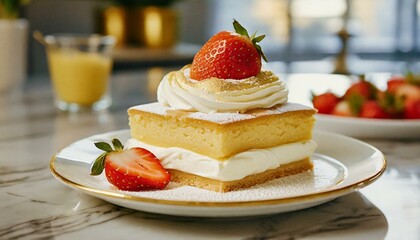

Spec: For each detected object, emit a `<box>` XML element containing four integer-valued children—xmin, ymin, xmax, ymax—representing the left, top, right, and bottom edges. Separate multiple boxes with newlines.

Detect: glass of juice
<box><xmin>43</xmin><ymin>34</ymin><xmax>115</xmax><ymax>111</ymax></box>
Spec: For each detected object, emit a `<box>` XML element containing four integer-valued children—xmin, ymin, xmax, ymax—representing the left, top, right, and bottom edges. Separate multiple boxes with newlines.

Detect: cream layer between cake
<box><xmin>125</xmin><ymin>138</ymin><xmax>317</xmax><ymax>181</ymax></box>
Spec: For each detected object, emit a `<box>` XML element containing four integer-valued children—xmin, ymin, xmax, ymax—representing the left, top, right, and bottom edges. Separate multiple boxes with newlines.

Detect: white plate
<box><xmin>50</xmin><ymin>130</ymin><xmax>386</xmax><ymax>217</ymax></box>
<box><xmin>285</xmin><ymin>73</ymin><xmax>420</xmax><ymax>139</ymax></box>
<box><xmin>315</xmin><ymin>114</ymin><xmax>420</xmax><ymax>139</ymax></box>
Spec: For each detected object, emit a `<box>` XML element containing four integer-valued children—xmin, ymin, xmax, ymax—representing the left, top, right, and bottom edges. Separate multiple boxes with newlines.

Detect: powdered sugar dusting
<box><xmin>129</xmin><ymin>102</ymin><xmax>315</xmax><ymax>124</ymax></box>
<box><xmin>189</xmin><ymin>112</ymin><xmax>256</xmax><ymax>123</ymax></box>
<box><xmin>129</xmin><ymin>102</ymin><xmax>169</xmax><ymax>116</ymax></box>
<box><xmin>92</xmin><ymin>158</ymin><xmax>345</xmax><ymax>202</ymax></box>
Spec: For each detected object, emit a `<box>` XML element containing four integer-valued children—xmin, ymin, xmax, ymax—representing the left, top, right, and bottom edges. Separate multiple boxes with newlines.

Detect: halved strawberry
<box><xmin>359</xmin><ymin>101</ymin><xmax>392</xmax><ymax>119</ymax></box>
<box><xmin>91</xmin><ymin>139</ymin><xmax>170</xmax><ymax>191</ymax></box>
<box><xmin>395</xmin><ymin>83</ymin><xmax>420</xmax><ymax>102</ymax></box>
<box><xmin>190</xmin><ymin>19</ymin><xmax>267</xmax><ymax>80</ymax></box>
<box><xmin>312</xmin><ymin>92</ymin><xmax>340</xmax><ymax>114</ymax></box>
<box><xmin>332</xmin><ymin>101</ymin><xmax>353</xmax><ymax>117</ymax></box>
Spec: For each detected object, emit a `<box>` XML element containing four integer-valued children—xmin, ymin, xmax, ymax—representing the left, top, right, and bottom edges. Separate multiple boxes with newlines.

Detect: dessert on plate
<box><xmin>126</xmin><ymin>20</ymin><xmax>317</xmax><ymax>192</ymax></box>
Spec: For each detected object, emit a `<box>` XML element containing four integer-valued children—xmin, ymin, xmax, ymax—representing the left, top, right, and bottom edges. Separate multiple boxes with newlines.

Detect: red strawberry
<box><xmin>395</xmin><ymin>83</ymin><xmax>420</xmax><ymax>102</ymax></box>
<box><xmin>190</xmin><ymin>19</ymin><xmax>267</xmax><ymax>80</ymax></box>
<box><xmin>360</xmin><ymin>101</ymin><xmax>392</xmax><ymax>119</ymax></box>
<box><xmin>404</xmin><ymin>98</ymin><xmax>420</xmax><ymax>119</ymax></box>
<box><xmin>91</xmin><ymin>139</ymin><xmax>170</xmax><ymax>191</ymax></box>
<box><xmin>387</xmin><ymin>76</ymin><xmax>405</xmax><ymax>94</ymax></box>
<box><xmin>344</xmin><ymin>76</ymin><xmax>377</xmax><ymax>101</ymax></box>
<box><xmin>312</xmin><ymin>92</ymin><xmax>340</xmax><ymax>114</ymax></box>
<box><xmin>377</xmin><ymin>90</ymin><xmax>404</xmax><ymax>118</ymax></box>
<box><xmin>332</xmin><ymin>101</ymin><xmax>353</xmax><ymax>117</ymax></box>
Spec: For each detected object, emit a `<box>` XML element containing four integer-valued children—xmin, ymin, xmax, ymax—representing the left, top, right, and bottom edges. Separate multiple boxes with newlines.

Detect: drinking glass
<box><xmin>43</xmin><ymin>34</ymin><xmax>115</xmax><ymax>111</ymax></box>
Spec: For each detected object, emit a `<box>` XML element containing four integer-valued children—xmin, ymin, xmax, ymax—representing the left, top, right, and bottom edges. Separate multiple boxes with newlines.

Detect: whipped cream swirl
<box><xmin>157</xmin><ymin>65</ymin><xmax>288</xmax><ymax>113</ymax></box>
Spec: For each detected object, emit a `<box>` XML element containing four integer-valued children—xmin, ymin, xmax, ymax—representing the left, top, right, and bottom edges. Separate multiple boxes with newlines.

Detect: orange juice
<box><xmin>47</xmin><ymin>49</ymin><xmax>112</xmax><ymax>105</ymax></box>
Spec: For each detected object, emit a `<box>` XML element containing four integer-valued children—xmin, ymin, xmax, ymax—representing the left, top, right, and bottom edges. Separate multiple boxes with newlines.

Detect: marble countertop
<box><xmin>0</xmin><ymin>69</ymin><xmax>419</xmax><ymax>240</ymax></box>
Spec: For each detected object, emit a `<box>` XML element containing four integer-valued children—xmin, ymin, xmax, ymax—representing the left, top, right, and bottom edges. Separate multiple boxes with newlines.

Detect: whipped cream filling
<box><xmin>157</xmin><ymin>66</ymin><xmax>288</xmax><ymax>113</ymax></box>
<box><xmin>125</xmin><ymin>138</ymin><xmax>317</xmax><ymax>181</ymax></box>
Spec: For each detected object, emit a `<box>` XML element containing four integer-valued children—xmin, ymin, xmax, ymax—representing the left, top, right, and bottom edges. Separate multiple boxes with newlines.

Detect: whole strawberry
<box><xmin>91</xmin><ymin>139</ymin><xmax>170</xmax><ymax>191</ymax></box>
<box><xmin>190</xmin><ymin>19</ymin><xmax>267</xmax><ymax>80</ymax></box>
<box><xmin>376</xmin><ymin>91</ymin><xmax>404</xmax><ymax>118</ymax></box>
<box><xmin>387</xmin><ymin>76</ymin><xmax>405</xmax><ymax>94</ymax></box>
<box><xmin>404</xmin><ymin>98</ymin><xmax>420</xmax><ymax>119</ymax></box>
<box><xmin>360</xmin><ymin>101</ymin><xmax>392</xmax><ymax>119</ymax></box>
<box><xmin>344</xmin><ymin>75</ymin><xmax>377</xmax><ymax>101</ymax></box>
<box><xmin>312</xmin><ymin>92</ymin><xmax>340</xmax><ymax>114</ymax></box>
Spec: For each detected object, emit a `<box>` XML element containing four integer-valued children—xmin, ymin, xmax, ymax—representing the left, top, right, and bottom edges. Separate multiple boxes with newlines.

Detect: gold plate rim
<box><xmin>49</xmin><ymin>142</ymin><xmax>387</xmax><ymax>208</ymax></box>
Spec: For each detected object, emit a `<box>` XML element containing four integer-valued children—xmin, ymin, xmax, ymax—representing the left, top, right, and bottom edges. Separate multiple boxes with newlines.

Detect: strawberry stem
<box><xmin>347</xmin><ymin>94</ymin><xmax>364</xmax><ymax>116</ymax></box>
<box><xmin>112</xmin><ymin>138</ymin><xmax>124</xmax><ymax>151</ymax></box>
<box><xmin>406</xmin><ymin>71</ymin><xmax>420</xmax><ymax>86</ymax></box>
<box><xmin>91</xmin><ymin>138</ymin><xmax>125</xmax><ymax>175</ymax></box>
<box><xmin>232</xmin><ymin>19</ymin><xmax>268</xmax><ymax>62</ymax></box>
<box><xmin>233</xmin><ymin>19</ymin><xmax>250</xmax><ymax>38</ymax></box>
<box><xmin>94</xmin><ymin>142</ymin><xmax>112</xmax><ymax>152</ymax></box>
<box><xmin>90</xmin><ymin>152</ymin><xmax>107</xmax><ymax>175</ymax></box>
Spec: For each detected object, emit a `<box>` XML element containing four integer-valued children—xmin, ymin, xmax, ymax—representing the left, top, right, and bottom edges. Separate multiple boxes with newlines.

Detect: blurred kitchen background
<box><xmin>6</xmin><ymin>0</ymin><xmax>420</xmax><ymax>78</ymax></box>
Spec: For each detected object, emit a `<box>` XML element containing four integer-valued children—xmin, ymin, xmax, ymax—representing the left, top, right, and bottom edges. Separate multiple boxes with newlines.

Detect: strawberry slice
<box><xmin>90</xmin><ymin>139</ymin><xmax>170</xmax><ymax>191</ymax></box>
<box><xmin>332</xmin><ymin>101</ymin><xmax>353</xmax><ymax>117</ymax></box>
<box><xmin>190</xmin><ymin>19</ymin><xmax>267</xmax><ymax>80</ymax></box>
<box><xmin>395</xmin><ymin>83</ymin><xmax>420</xmax><ymax>102</ymax></box>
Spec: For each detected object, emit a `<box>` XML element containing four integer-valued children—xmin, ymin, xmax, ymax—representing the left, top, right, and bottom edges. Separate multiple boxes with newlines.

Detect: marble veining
<box><xmin>0</xmin><ymin>202</ymin><xmax>134</xmax><ymax>240</ymax></box>
<box><xmin>0</xmin><ymin>72</ymin><xmax>419</xmax><ymax>240</ymax></box>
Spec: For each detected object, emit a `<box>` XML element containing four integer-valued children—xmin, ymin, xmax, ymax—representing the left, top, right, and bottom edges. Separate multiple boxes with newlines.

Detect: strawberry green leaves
<box><xmin>94</xmin><ymin>142</ymin><xmax>112</xmax><ymax>152</ymax></box>
<box><xmin>91</xmin><ymin>138</ymin><xmax>124</xmax><ymax>176</ymax></box>
<box><xmin>233</xmin><ymin>19</ymin><xmax>268</xmax><ymax>62</ymax></box>
<box><xmin>112</xmin><ymin>138</ymin><xmax>124</xmax><ymax>151</ymax></box>
<box><xmin>233</xmin><ymin>19</ymin><xmax>250</xmax><ymax>37</ymax></box>
<box><xmin>91</xmin><ymin>152</ymin><xmax>107</xmax><ymax>175</ymax></box>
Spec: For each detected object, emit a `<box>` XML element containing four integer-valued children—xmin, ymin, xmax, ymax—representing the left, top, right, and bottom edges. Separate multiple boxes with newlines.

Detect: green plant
<box><xmin>110</xmin><ymin>0</ymin><xmax>178</xmax><ymax>7</ymax></box>
<box><xmin>0</xmin><ymin>0</ymin><xmax>30</xmax><ymax>19</ymax></box>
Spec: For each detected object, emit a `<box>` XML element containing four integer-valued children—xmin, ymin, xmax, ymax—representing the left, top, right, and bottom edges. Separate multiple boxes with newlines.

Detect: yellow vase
<box><xmin>103</xmin><ymin>6</ymin><xmax>178</xmax><ymax>48</ymax></box>
<box><xmin>103</xmin><ymin>6</ymin><xmax>127</xmax><ymax>47</ymax></box>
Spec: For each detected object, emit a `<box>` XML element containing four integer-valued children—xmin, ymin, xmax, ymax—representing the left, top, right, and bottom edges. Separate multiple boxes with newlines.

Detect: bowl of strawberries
<box><xmin>310</xmin><ymin>73</ymin><xmax>420</xmax><ymax>139</ymax></box>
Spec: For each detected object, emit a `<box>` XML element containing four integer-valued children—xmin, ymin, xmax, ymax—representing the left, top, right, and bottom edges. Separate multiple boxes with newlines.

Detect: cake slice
<box><xmin>125</xmin><ymin>20</ymin><xmax>317</xmax><ymax>192</ymax></box>
<box><xmin>127</xmin><ymin>102</ymin><xmax>316</xmax><ymax>192</ymax></box>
